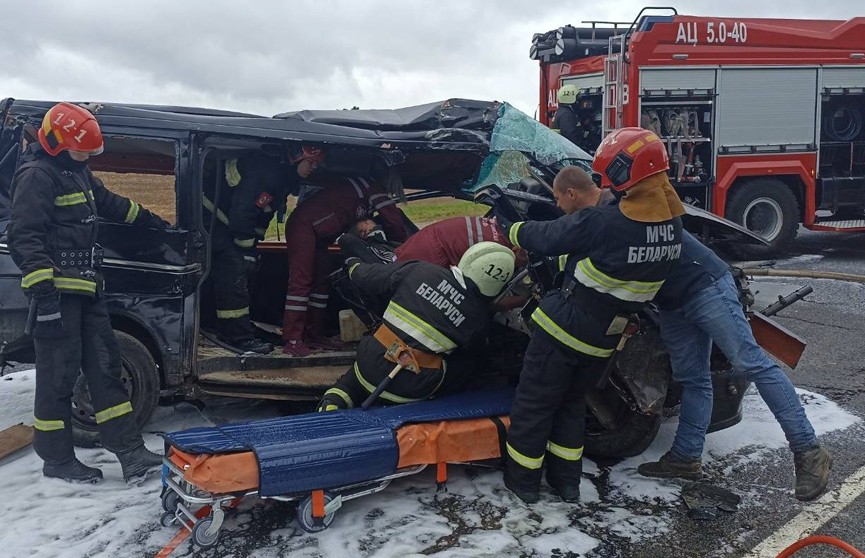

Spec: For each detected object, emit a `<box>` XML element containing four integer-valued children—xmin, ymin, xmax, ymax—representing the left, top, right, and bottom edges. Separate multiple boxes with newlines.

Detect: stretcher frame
<box><xmin>160</xmin><ymin>455</ymin><xmax>434</xmax><ymax>549</ymax></box>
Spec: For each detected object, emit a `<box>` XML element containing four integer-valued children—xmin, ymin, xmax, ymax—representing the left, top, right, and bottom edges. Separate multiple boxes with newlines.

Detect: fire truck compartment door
<box><xmin>717</xmin><ymin>68</ymin><xmax>818</xmax><ymax>148</ymax></box>
<box><xmin>562</xmin><ymin>73</ymin><xmax>604</xmax><ymax>94</ymax></box>
<box><xmin>640</xmin><ymin>69</ymin><xmax>716</xmax><ymax>93</ymax></box>
<box><xmin>823</xmin><ymin>67</ymin><xmax>865</xmax><ymax>89</ymax></box>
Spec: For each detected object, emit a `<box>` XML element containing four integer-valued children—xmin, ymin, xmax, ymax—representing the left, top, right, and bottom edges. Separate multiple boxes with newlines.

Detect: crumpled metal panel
<box><xmin>164</xmin><ymin>387</ymin><xmax>514</xmax><ymax>497</ymax></box>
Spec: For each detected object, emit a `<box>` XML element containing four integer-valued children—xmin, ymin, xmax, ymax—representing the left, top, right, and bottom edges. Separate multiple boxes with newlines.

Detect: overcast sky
<box><xmin>1</xmin><ymin>1</ymin><xmax>860</xmax><ymax>118</ymax></box>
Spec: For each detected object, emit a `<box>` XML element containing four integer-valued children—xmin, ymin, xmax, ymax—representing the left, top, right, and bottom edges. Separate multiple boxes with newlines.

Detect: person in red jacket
<box><xmin>283</xmin><ymin>171</ymin><xmax>409</xmax><ymax>356</ymax></box>
<box><xmin>393</xmin><ymin>215</ymin><xmax>513</xmax><ymax>267</ymax></box>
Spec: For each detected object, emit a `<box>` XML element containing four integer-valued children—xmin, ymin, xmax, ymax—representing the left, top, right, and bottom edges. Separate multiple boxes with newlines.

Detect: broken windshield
<box><xmin>470</xmin><ymin>103</ymin><xmax>593</xmax><ymax>192</ymax></box>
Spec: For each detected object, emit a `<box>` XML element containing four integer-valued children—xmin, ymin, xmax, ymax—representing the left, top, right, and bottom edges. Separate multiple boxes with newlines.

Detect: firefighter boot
<box><xmin>794</xmin><ymin>445</ymin><xmax>833</xmax><ymax>501</ymax></box>
<box><xmin>232</xmin><ymin>338</ymin><xmax>273</xmax><ymax>354</ymax></box>
<box><xmin>43</xmin><ymin>458</ymin><xmax>104</xmax><ymax>484</ymax></box>
<box><xmin>637</xmin><ymin>451</ymin><xmax>703</xmax><ymax>480</ymax></box>
<box><xmin>117</xmin><ymin>445</ymin><xmax>163</xmax><ymax>484</ymax></box>
<box><xmin>504</xmin><ymin>456</ymin><xmax>541</xmax><ymax>504</ymax></box>
<box><xmin>546</xmin><ymin>455</ymin><xmax>581</xmax><ymax>503</ymax></box>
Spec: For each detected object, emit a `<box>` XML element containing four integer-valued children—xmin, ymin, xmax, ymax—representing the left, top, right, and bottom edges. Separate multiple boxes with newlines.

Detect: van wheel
<box><xmin>725</xmin><ymin>178</ymin><xmax>799</xmax><ymax>257</ymax></box>
<box><xmin>71</xmin><ymin>331</ymin><xmax>160</xmax><ymax>448</ymax></box>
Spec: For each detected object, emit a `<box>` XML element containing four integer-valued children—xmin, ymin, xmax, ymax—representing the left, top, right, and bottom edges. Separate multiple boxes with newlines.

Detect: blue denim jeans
<box><xmin>659</xmin><ymin>273</ymin><xmax>818</xmax><ymax>460</ymax></box>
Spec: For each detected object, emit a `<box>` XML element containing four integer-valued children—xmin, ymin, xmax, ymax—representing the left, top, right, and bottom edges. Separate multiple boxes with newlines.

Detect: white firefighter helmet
<box><xmin>557</xmin><ymin>84</ymin><xmax>580</xmax><ymax>105</ymax></box>
<box><xmin>457</xmin><ymin>242</ymin><xmax>516</xmax><ymax>298</ymax></box>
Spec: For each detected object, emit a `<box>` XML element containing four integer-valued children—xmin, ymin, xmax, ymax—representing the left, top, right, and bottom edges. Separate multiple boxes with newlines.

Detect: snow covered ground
<box><xmin>0</xmin><ymin>369</ymin><xmax>858</xmax><ymax>558</ymax></box>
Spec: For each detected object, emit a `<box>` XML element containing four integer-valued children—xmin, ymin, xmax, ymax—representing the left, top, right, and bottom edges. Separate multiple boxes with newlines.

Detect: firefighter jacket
<box><xmin>508</xmin><ymin>205</ymin><xmax>683</xmax><ymax>358</ymax></box>
<box><xmin>203</xmin><ymin>152</ymin><xmax>297</xmax><ymax>251</ymax></box>
<box><xmin>653</xmin><ymin>230</ymin><xmax>731</xmax><ymax>311</ymax></box>
<box><xmin>551</xmin><ymin>105</ymin><xmax>580</xmax><ymax>147</ymax></box>
<box><xmin>394</xmin><ymin>215</ymin><xmax>512</xmax><ymax>268</ymax></box>
<box><xmin>8</xmin><ymin>144</ymin><xmax>165</xmax><ymax>297</ymax></box>
<box><xmin>292</xmin><ymin>176</ymin><xmax>408</xmax><ymax>243</ymax></box>
<box><xmin>348</xmin><ymin>260</ymin><xmax>491</xmax><ymax>355</ymax></box>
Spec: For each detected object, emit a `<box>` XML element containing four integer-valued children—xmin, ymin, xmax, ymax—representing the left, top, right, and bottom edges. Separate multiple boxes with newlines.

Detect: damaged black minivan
<box><xmin>0</xmin><ymin>97</ymin><xmax>772</xmax><ymax>457</ymax></box>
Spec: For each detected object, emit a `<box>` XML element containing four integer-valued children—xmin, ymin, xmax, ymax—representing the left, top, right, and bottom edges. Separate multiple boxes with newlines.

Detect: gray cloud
<box><xmin>2</xmin><ymin>0</ymin><xmax>861</xmax><ymax>117</ymax></box>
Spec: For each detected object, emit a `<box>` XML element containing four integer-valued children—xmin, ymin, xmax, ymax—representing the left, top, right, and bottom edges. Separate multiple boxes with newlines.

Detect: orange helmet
<box><xmin>591</xmin><ymin>127</ymin><xmax>668</xmax><ymax>191</ymax></box>
<box><xmin>37</xmin><ymin>102</ymin><xmax>104</xmax><ymax>157</ymax></box>
<box><xmin>288</xmin><ymin>144</ymin><xmax>326</xmax><ymax>164</ymax></box>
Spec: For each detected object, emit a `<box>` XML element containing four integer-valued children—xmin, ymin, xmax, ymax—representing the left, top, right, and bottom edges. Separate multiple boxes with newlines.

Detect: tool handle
<box><xmin>23</xmin><ymin>297</ymin><xmax>37</xmax><ymax>336</ymax></box>
<box><xmin>362</xmin><ymin>363</ymin><xmax>403</xmax><ymax>410</ymax></box>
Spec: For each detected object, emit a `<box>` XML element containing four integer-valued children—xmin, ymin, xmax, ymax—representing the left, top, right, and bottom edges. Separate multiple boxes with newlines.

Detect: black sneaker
<box><xmin>117</xmin><ymin>445</ymin><xmax>163</xmax><ymax>484</ymax></box>
<box><xmin>43</xmin><ymin>458</ymin><xmax>103</xmax><ymax>483</ymax></box>
<box><xmin>637</xmin><ymin>451</ymin><xmax>703</xmax><ymax>480</ymax></box>
<box><xmin>794</xmin><ymin>445</ymin><xmax>832</xmax><ymax>501</ymax></box>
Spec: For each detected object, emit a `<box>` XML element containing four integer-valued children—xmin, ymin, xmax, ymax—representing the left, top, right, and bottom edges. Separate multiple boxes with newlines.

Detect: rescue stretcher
<box><xmin>159</xmin><ymin>388</ymin><xmax>513</xmax><ymax>549</ymax></box>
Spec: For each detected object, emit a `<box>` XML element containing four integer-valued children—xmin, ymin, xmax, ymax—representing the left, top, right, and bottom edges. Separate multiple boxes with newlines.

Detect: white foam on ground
<box><xmin>0</xmin><ymin>370</ymin><xmax>858</xmax><ymax>557</ymax></box>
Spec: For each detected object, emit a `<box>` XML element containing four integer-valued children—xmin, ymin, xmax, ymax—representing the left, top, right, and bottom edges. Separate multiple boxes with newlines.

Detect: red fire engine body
<box><xmin>532</xmin><ymin>9</ymin><xmax>865</xmax><ymax>249</ymax></box>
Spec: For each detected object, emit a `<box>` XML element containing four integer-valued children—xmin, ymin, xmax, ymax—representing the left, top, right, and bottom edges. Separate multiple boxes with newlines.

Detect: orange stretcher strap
<box><xmin>397</xmin><ymin>416</ymin><xmax>510</xmax><ymax>468</ymax></box>
<box><xmin>170</xmin><ymin>448</ymin><xmax>259</xmax><ymax>494</ymax></box>
<box><xmin>374</xmin><ymin>323</ymin><xmax>443</xmax><ymax>370</ymax></box>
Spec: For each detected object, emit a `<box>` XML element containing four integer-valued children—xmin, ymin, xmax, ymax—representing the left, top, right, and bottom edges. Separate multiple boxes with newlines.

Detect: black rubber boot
<box><xmin>546</xmin><ymin>454</ymin><xmax>582</xmax><ymax>503</ymax></box>
<box><xmin>504</xmin><ymin>454</ymin><xmax>541</xmax><ymax>504</ymax></box>
<box><xmin>230</xmin><ymin>338</ymin><xmax>273</xmax><ymax>354</ymax></box>
<box><xmin>794</xmin><ymin>445</ymin><xmax>832</xmax><ymax>501</ymax></box>
<box><xmin>504</xmin><ymin>470</ymin><xmax>540</xmax><ymax>504</ymax></box>
<box><xmin>117</xmin><ymin>445</ymin><xmax>163</xmax><ymax>484</ymax></box>
<box><xmin>43</xmin><ymin>458</ymin><xmax>103</xmax><ymax>484</ymax></box>
<box><xmin>637</xmin><ymin>451</ymin><xmax>703</xmax><ymax>480</ymax></box>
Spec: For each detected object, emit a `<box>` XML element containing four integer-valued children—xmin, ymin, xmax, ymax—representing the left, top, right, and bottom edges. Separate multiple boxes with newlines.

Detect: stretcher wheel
<box><xmin>159</xmin><ymin>511</ymin><xmax>176</xmax><ymax>528</ymax></box>
<box><xmin>191</xmin><ymin>517</ymin><xmax>220</xmax><ymax>549</ymax></box>
<box><xmin>161</xmin><ymin>489</ymin><xmax>180</xmax><ymax>513</ymax></box>
<box><xmin>296</xmin><ymin>493</ymin><xmax>336</xmax><ymax>533</ymax></box>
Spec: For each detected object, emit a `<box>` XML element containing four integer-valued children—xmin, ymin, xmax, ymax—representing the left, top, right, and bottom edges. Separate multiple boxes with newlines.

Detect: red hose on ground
<box><xmin>776</xmin><ymin>535</ymin><xmax>865</xmax><ymax>558</ymax></box>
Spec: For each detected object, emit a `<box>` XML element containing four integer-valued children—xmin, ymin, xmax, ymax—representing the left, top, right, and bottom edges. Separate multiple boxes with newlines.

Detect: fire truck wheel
<box><xmin>725</xmin><ymin>178</ymin><xmax>799</xmax><ymax>254</ymax></box>
<box><xmin>71</xmin><ymin>331</ymin><xmax>161</xmax><ymax>448</ymax></box>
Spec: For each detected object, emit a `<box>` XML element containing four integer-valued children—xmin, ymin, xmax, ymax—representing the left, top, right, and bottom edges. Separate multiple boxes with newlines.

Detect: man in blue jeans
<box><xmin>637</xmin><ymin>231</ymin><xmax>833</xmax><ymax>501</ymax></box>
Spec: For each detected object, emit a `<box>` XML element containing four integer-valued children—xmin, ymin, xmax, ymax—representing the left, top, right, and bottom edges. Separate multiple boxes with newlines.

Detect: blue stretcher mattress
<box><xmin>165</xmin><ymin>387</ymin><xmax>514</xmax><ymax>497</ymax></box>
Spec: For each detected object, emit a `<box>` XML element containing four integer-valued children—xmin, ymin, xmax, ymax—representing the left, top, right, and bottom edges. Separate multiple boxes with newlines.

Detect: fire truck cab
<box><xmin>532</xmin><ymin>8</ymin><xmax>865</xmax><ymax>251</ymax></box>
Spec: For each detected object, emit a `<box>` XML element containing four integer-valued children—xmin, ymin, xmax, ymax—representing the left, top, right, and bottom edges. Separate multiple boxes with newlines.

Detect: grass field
<box><xmin>97</xmin><ymin>172</ymin><xmax>488</xmax><ymax>236</ymax></box>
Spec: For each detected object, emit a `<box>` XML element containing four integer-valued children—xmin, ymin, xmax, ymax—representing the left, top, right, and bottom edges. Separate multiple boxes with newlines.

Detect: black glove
<box><xmin>33</xmin><ymin>288</ymin><xmax>64</xmax><ymax>338</ymax></box>
<box><xmin>138</xmin><ymin>209</ymin><xmax>171</xmax><ymax>230</ymax></box>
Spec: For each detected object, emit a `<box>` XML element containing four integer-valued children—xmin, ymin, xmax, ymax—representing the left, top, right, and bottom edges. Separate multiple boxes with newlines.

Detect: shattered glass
<box><xmin>469</xmin><ymin>103</ymin><xmax>593</xmax><ymax>192</ymax></box>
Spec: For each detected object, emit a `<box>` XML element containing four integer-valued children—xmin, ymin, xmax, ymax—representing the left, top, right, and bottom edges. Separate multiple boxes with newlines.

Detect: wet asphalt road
<box><xmin>619</xmin><ymin>228</ymin><xmax>865</xmax><ymax>558</ymax></box>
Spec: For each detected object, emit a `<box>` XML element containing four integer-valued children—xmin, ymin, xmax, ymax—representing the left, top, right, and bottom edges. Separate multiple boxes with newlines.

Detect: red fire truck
<box><xmin>532</xmin><ymin>8</ymin><xmax>865</xmax><ymax>250</ymax></box>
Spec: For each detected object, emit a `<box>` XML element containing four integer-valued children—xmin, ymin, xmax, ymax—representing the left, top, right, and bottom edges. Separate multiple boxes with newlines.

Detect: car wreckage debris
<box><xmin>681</xmin><ymin>481</ymin><xmax>742</xmax><ymax>520</ymax></box>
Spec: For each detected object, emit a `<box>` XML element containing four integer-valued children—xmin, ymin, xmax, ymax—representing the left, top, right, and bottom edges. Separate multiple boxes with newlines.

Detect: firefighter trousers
<box><xmin>283</xmin><ymin>222</ymin><xmax>332</xmax><ymax>342</ymax></box>
<box><xmin>505</xmin><ymin>332</ymin><xmax>605</xmax><ymax>493</ymax></box>
<box><xmin>32</xmin><ymin>294</ymin><xmax>142</xmax><ymax>464</ymax></box>
<box><xmin>211</xmin><ymin>239</ymin><xmax>256</xmax><ymax>343</ymax></box>
<box><xmin>318</xmin><ymin>335</ymin><xmax>464</xmax><ymax>410</ymax></box>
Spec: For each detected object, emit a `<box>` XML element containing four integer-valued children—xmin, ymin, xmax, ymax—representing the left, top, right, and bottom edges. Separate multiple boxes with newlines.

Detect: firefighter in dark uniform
<box><xmin>204</xmin><ymin>150</ymin><xmax>301</xmax><ymax>353</ymax></box>
<box><xmin>501</xmin><ymin>128</ymin><xmax>686</xmax><ymax>504</ymax></box>
<box><xmin>7</xmin><ymin>102</ymin><xmax>168</xmax><ymax>484</ymax></box>
<box><xmin>551</xmin><ymin>84</ymin><xmax>581</xmax><ymax>147</ymax></box>
<box><xmin>317</xmin><ymin>241</ymin><xmax>515</xmax><ymax>410</ymax></box>
<box><xmin>552</xmin><ymin>84</ymin><xmax>599</xmax><ymax>154</ymax></box>
<box><xmin>282</xmin><ymin>170</ymin><xmax>409</xmax><ymax>356</ymax></box>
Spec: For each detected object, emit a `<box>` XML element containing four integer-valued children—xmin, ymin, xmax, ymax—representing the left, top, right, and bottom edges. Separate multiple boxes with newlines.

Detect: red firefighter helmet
<box><xmin>288</xmin><ymin>144</ymin><xmax>326</xmax><ymax>164</ymax></box>
<box><xmin>37</xmin><ymin>102</ymin><xmax>104</xmax><ymax>157</ymax></box>
<box><xmin>591</xmin><ymin>127</ymin><xmax>668</xmax><ymax>191</ymax></box>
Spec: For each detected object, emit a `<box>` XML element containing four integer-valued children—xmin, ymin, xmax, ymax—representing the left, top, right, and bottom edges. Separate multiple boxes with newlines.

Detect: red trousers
<box><xmin>282</xmin><ymin>221</ymin><xmax>332</xmax><ymax>342</ymax></box>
